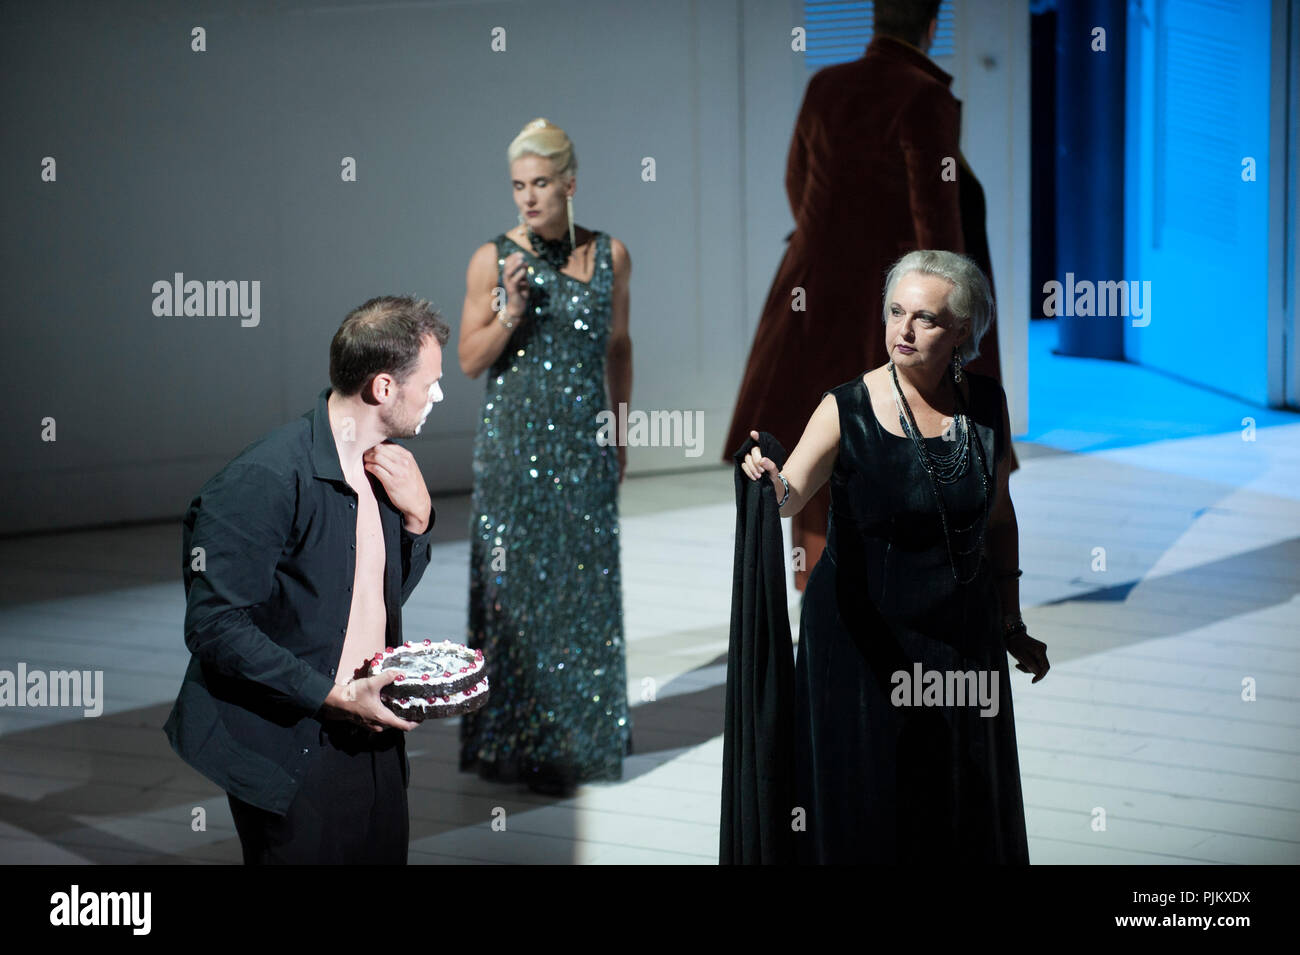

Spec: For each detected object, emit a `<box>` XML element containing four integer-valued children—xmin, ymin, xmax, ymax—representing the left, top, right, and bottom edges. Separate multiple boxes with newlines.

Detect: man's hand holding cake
<box><xmin>358</xmin><ymin>640</ymin><xmax>490</xmax><ymax>722</ymax></box>
<box><xmin>320</xmin><ymin>671</ymin><xmax>420</xmax><ymax>733</ymax></box>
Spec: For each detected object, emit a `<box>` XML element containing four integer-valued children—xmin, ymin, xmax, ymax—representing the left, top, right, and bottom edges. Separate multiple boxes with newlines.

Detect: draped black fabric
<box><xmin>720</xmin><ymin>432</ymin><xmax>795</xmax><ymax>865</ymax></box>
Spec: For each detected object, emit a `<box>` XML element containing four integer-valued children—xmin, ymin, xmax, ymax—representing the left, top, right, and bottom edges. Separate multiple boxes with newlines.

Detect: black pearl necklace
<box><xmin>888</xmin><ymin>360</ymin><xmax>992</xmax><ymax>585</ymax></box>
<box><xmin>525</xmin><ymin>225</ymin><xmax>573</xmax><ymax>272</ymax></box>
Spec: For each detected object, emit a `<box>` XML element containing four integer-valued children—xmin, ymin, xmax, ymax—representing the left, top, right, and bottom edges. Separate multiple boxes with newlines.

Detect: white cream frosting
<box><xmin>392</xmin><ymin>678</ymin><xmax>490</xmax><ymax>710</ymax></box>
<box><xmin>370</xmin><ymin>639</ymin><xmax>485</xmax><ymax>690</ymax></box>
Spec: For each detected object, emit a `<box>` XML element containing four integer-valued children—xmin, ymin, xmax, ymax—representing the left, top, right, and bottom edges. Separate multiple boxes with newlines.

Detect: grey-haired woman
<box><xmin>741</xmin><ymin>250</ymin><xmax>1048</xmax><ymax>863</ymax></box>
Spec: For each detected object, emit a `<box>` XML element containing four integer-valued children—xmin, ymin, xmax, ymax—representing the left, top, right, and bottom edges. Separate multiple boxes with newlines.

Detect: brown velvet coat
<box><xmin>723</xmin><ymin>36</ymin><xmax>1014</xmax><ymax>589</ymax></box>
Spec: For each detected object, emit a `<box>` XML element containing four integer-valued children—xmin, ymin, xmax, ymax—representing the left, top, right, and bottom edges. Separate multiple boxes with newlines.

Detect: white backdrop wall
<box><xmin>0</xmin><ymin>0</ymin><xmax>1025</xmax><ymax>535</ymax></box>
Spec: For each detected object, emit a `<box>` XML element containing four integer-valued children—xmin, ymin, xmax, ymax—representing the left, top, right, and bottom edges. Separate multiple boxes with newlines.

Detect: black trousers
<box><xmin>227</xmin><ymin>721</ymin><xmax>409</xmax><ymax>865</ymax></box>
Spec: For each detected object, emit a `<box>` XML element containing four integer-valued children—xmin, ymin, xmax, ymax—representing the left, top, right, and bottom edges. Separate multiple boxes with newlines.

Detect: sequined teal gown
<box><xmin>460</xmin><ymin>231</ymin><xmax>630</xmax><ymax>787</ymax></box>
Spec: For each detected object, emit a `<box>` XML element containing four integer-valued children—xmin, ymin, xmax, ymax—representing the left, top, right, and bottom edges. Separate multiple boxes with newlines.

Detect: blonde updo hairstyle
<box><xmin>507</xmin><ymin>117</ymin><xmax>578</xmax><ymax>183</ymax></box>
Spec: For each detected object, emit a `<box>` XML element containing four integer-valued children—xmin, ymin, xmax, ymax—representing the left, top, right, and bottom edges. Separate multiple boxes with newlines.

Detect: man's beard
<box><xmin>379</xmin><ymin>401</ymin><xmax>419</xmax><ymax>439</ymax></box>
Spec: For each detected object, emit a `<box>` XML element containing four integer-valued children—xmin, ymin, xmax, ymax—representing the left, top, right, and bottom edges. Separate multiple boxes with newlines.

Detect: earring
<box><xmin>518</xmin><ymin>210</ymin><xmax>525</xmax><ymax>229</ymax></box>
<box><xmin>951</xmin><ymin>350</ymin><xmax>963</xmax><ymax>383</ymax></box>
<box><xmin>566</xmin><ymin>195</ymin><xmax>575</xmax><ymax>247</ymax></box>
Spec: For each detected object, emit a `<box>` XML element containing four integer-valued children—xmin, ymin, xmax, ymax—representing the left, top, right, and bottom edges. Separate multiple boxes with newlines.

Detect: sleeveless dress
<box><xmin>459</xmin><ymin>231</ymin><xmax>630</xmax><ymax>787</ymax></box>
<box><xmin>794</xmin><ymin>371</ymin><xmax>1030</xmax><ymax>863</ymax></box>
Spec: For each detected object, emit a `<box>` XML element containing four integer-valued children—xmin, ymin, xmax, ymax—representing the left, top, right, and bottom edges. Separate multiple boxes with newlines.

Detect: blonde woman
<box><xmin>457</xmin><ymin>118</ymin><xmax>633</xmax><ymax>795</ymax></box>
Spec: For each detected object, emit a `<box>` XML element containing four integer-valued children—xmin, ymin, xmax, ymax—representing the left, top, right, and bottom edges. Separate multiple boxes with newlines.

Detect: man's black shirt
<box><xmin>164</xmin><ymin>387</ymin><xmax>434</xmax><ymax>814</ymax></box>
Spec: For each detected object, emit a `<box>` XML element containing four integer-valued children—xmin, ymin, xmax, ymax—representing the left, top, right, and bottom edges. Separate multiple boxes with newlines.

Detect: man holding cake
<box><xmin>165</xmin><ymin>296</ymin><xmax>450</xmax><ymax>864</ymax></box>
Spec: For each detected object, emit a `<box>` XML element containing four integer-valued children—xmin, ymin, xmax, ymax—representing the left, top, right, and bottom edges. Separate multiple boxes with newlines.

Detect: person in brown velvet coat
<box><xmin>723</xmin><ymin>0</ymin><xmax>1016</xmax><ymax>590</ymax></box>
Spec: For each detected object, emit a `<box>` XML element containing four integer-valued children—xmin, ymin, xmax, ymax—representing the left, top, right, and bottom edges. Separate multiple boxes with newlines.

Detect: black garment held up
<box><xmin>720</xmin><ymin>432</ymin><xmax>796</xmax><ymax>865</ymax></box>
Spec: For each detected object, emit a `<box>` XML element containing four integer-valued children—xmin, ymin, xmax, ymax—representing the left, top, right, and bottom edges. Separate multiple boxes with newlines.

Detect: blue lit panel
<box><xmin>1124</xmin><ymin>0</ymin><xmax>1272</xmax><ymax>405</ymax></box>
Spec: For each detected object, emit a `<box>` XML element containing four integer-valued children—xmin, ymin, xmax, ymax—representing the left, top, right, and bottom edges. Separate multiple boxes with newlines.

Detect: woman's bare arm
<box><xmin>459</xmin><ymin>242</ymin><xmax>520</xmax><ymax>379</ymax></box>
<box><xmin>985</xmin><ymin>388</ymin><xmax>1048</xmax><ymax>681</ymax></box>
<box><xmin>740</xmin><ymin>393</ymin><xmax>840</xmax><ymax>517</ymax></box>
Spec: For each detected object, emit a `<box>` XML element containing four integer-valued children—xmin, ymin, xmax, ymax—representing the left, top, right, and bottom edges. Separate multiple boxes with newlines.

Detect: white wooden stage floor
<box><xmin>2</xmin><ymin>338</ymin><xmax>1298</xmax><ymax>863</ymax></box>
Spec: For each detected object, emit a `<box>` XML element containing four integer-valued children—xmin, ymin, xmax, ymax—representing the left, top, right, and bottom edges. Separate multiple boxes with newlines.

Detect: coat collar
<box><xmin>306</xmin><ymin>387</ymin><xmax>407</xmax><ymax>518</ymax></box>
<box><xmin>863</xmin><ymin>34</ymin><xmax>954</xmax><ymax>88</ymax></box>
<box><xmin>309</xmin><ymin>386</ymin><xmax>346</xmax><ymax>483</ymax></box>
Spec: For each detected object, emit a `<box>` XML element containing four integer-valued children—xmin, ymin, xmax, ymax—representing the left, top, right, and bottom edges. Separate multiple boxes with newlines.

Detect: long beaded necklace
<box><xmin>888</xmin><ymin>359</ymin><xmax>991</xmax><ymax>585</ymax></box>
<box><xmin>893</xmin><ymin>394</ymin><xmax>971</xmax><ymax>483</ymax></box>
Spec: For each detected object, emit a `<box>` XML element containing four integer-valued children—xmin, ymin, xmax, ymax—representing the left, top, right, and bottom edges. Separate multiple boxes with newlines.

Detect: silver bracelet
<box><xmin>776</xmin><ymin>472</ymin><xmax>790</xmax><ymax>508</ymax></box>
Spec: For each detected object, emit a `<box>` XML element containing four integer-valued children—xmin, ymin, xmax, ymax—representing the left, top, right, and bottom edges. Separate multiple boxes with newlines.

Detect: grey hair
<box><xmin>881</xmin><ymin>250</ymin><xmax>993</xmax><ymax>365</ymax></box>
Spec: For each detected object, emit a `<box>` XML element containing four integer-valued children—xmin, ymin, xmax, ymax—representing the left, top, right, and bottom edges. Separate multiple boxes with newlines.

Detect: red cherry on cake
<box><xmin>395</xmin><ymin>673</ymin><xmax>405</xmax><ymax>682</ymax></box>
<box><xmin>421</xmin><ymin>673</ymin><xmax>430</xmax><ymax>681</ymax></box>
<box><xmin>404</xmin><ymin>641</ymin><xmax>411</xmax><ymax>647</ymax></box>
<box><xmin>424</xmin><ymin>639</ymin><xmax>432</xmax><ymax>645</ymax></box>
<box><xmin>386</xmin><ymin>647</ymin><xmax>394</xmax><ymax>653</ymax></box>
<box><xmin>443</xmin><ymin>671</ymin><xmax>452</xmax><ymax>677</ymax></box>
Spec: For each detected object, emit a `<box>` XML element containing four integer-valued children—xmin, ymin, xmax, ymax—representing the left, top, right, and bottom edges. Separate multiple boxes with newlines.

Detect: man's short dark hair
<box><xmin>873</xmin><ymin>0</ymin><xmax>942</xmax><ymax>46</ymax></box>
<box><xmin>329</xmin><ymin>295</ymin><xmax>451</xmax><ymax>397</ymax></box>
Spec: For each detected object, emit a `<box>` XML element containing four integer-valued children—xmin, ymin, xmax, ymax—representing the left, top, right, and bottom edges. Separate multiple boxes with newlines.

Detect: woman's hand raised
<box><xmin>740</xmin><ymin>397</ymin><xmax>840</xmax><ymax>518</ymax></box>
<box><xmin>741</xmin><ymin>430</ymin><xmax>784</xmax><ymax>498</ymax></box>
<box><xmin>501</xmin><ymin>251</ymin><xmax>530</xmax><ymax>322</ymax></box>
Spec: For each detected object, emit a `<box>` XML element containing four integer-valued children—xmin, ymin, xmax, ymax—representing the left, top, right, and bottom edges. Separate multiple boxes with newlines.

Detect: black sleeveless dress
<box><xmin>794</xmin><ymin>371</ymin><xmax>1030</xmax><ymax>864</ymax></box>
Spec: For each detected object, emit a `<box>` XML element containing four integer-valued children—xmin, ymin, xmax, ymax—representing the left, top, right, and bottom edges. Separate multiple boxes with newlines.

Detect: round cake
<box><xmin>357</xmin><ymin>639</ymin><xmax>489</xmax><ymax>722</ymax></box>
